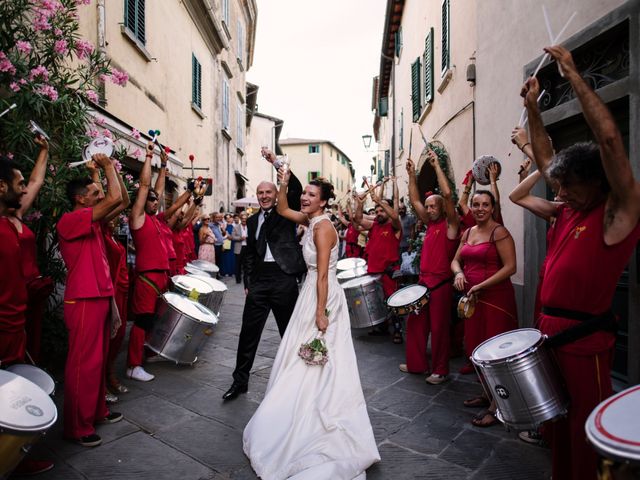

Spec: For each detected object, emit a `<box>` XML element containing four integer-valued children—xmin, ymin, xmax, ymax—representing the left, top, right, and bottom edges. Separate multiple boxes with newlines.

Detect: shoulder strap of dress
<box><xmin>462</xmin><ymin>228</ymin><xmax>471</xmax><ymax>243</ymax></box>
<box><xmin>489</xmin><ymin>225</ymin><xmax>502</xmax><ymax>243</ymax></box>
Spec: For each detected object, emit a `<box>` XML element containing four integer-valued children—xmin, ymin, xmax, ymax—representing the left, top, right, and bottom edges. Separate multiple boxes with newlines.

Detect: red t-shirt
<box><xmin>182</xmin><ymin>226</ymin><xmax>194</xmax><ymax>257</ymax></box>
<box><xmin>101</xmin><ymin>223</ymin><xmax>129</xmax><ymax>291</ymax></box>
<box><xmin>131</xmin><ymin>212</ymin><xmax>169</xmax><ymax>273</ymax></box>
<box><xmin>0</xmin><ymin>217</ymin><xmax>27</xmax><ymax>333</ymax></box>
<box><xmin>157</xmin><ymin>212</ymin><xmax>176</xmax><ymax>260</ymax></box>
<box><xmin>172</xmin><ymin>228</ymin><xmax>186</xmax><ymax>265</ymax></box>
<box><xmin>17</xmin><ymin>221</ymin><xmax>41</xmax><ymax>283</ymax></box>
<box><xmin>57</xmin><ymin>208</ymin><xmax>113</xmax><ymax>300</ymax></box>
<box><xmin>366</xmin><ymin>221</ymin><xmax>400</xmax><ymax>273</ymax></box>
<box><xmin>419</xmin><ymin>217</ymin><xmax>458</xmax><ymax>287</ymax></box>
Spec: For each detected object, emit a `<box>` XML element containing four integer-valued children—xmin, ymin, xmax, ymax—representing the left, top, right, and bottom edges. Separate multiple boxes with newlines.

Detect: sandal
<box><xmin>463</xmin><ymin>395</ymin><xmax>490</xmax><ymax>408</ymax></box>
<box><xmin>471</xmin><ymin>409</ymin><xmax>499</xmax><ymax>428</ymax></box>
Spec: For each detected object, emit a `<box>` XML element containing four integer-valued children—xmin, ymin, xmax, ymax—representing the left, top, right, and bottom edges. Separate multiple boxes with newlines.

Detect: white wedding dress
<box><xmin>243</xmin><ymin>214</ymin><xmax>380</xmax><ymax>479</ymax></box>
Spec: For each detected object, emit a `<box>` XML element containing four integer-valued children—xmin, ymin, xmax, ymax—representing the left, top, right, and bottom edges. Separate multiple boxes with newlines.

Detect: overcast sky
<box><xmin>247</xmin><ymin>0</ymin><xmax>387</xmax><ymax>181</ymax></box>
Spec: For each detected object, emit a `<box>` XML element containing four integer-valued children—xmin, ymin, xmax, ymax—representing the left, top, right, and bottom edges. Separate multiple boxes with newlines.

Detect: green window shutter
<box><xmin>192</xmin><ymin>54</ymin><xmax>201</xmax><ymax>108</ymax></box>
<box><xmin>441</xmin><ymin>0</ymin><xmax>450</xmax><ymax>75</ymax></box>
<box><xmin>424</xmin><ymin>28</ymin><xmax>434</xmax><ymax>103</ymax></box>
<box><xmin>394</xmin><ymin>26</ymin><xmax>403</xmax><ymax>57</ymax></box>
<box><xmin>411</xmin><ymin>58</ymin><xmax>421</xmax><ymax>121</ymax></box>
<box><xmin>378</xmin><ymin>97</ymin><xmax>388</xmax><ymax>117</ymax></box>
<box><xmin>125</xmin><ymin>0</ymin><xmax>145</xmax><ymax>44</ymax></box>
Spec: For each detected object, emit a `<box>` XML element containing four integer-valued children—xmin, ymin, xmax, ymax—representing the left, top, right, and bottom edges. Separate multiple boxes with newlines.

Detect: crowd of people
<box><xmin>0</xmin><ymin>46</ymin><xmax>639</xmax><ymax>479</ymax></box>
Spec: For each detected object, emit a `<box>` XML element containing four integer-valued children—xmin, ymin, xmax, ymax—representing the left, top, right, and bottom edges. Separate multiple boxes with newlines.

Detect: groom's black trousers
<box><xmin>233</xmin><ymin>263</ymin><xmax>299</xmax><ymax>386</ymax></box>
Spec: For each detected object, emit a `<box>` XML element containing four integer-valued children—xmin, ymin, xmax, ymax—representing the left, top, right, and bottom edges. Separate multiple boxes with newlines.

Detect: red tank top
<box><xmin>0</xmin><ymin>218</ymin><xmax>27</xmax><ymax>333</ymax></box>
<box><xmin>419</xmin><ymin>218</ymin><xmax>458</xmax><ymax>287</ymax></box>
<box><xmin>366</xmin><ymin>221</ymin><xmax>400</xmax><ymax>273</ymax></box>
<box><xmin>131</xmin><ymin>212</ymin><xmax>169</xmax><ymax>272</ymax></box>
<box><xmin>17</xmin><ymin>222</ymin><xmax>41</xmax><ymax>282</ymax></box>
<box><xmin>157</xmin><ymin>213</ymin><xmax>176</xmax><ymax>260</ymax></box>
<box><xmin>460</xmin><ymin>226</ymin><xmax>511</xmax><ymax>290</ymax></box>
<box><xmin>101</xmin><ymin>223</ymin><xmax>129</xmax><ymax>291</ymax></box>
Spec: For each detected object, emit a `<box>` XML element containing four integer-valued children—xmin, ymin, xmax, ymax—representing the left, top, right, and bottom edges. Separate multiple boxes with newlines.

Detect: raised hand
<box><xmin>261</xmin><ymin>147</ymin><xmax>276</xmax><ymax>164</ymax></box>
<box><xmin>544</xmin><ymin>45</ymin><xmax>578</xmax><ymax>79</ymax></box>
<box><xmin>520</xmin><ymin>77</ymin><xmax>541</xmax><ymax>109</ymax></box>
<box><xmin>406</xmin><ymin>158</ymin><xmax>416</xmax><ymax>176</ymax></box>
<box><xmin>145</xmin><ymin>140</ymin><xmax>155</xmax><ymax>155</ymax></box>
<box><xmin>92</xmin><ymin>153</ymin><xmax>111</xmax><ymax>169</ymax></box>
<box><xmin>34</xmin><ymin>134</ymin><xmax>49</xmax><ymax>150</ymax></box>
<box><xmin>427</xmin><ymin>149</ymin><xmax>438</xmax><ymax>167</ymax></box>
<box><xmin>488</xmin><ymin>162</ymin><xmax>500</xmax><ymax>183</ymax></box>
<box><xmin>511</xmin><ymin>126</ymin><xmax>529</xmax><ymax>149</ymax></box>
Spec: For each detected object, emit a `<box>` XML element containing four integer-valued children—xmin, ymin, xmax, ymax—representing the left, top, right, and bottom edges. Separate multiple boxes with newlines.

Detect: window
<box><xmin>378</xmin><ymin>97</ymin><xmax>388</xmax><ymax>117</ymax></box>
<box><xmin>424</xmin><ymin>28</ymin><xmax>435</xmax><ymax>103</ymax></box>
<box><xmin>394</xmin><ymin>26</ymin><xmax>403</xmax><ymax>57</ymax></box>
<box><xmin>222</xmin><ymin>0</ymin><xmax>230</xmax><ymax>25</ymax></box>
<box><xmin>411</xmin><ymin>57</ymin><xmax>421</xmax><ymax>121</ymax></box>
<box><xmin>222</xmin><ymin>76</ymin><xmax>230</xmax><ymax>131</ymax></box>
<box><xmin>191</xmin><ymin>54</ymin><xmax>202</xmax><ymax>109</ymax></box>
<box><xmin>237</xmin><ymin>102</ymin><xmax>244</xmax><ymax>148</ymax></box>
<box><xmin>309</xmin><ymin>144</ymin><xmax>320</xmax><ymax>154</ymax></box>
<box><xmin>308</xmin><ymin>171</ymin><xmax>320</xmax><ymax>182</ymax></box>
<box><xmin>124</xmin><ymin>0</ymin><xmax>145</xmax><ymax>44</ymax></box>
<box><xmin>237</xmin><ymin>20</ymin><xmax>244</xmax><ymax>64</ymax></box>
<box><xmin>441</xmin><ymin>0</ymin><xmax>450</xmax><ymax>75</ymax></box>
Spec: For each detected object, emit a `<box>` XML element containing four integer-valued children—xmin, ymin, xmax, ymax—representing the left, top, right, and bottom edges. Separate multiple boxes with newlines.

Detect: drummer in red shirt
<box><xmin>57</xmin><ymin>153</ymin><xmax>123</xmax><ymax>447</ymax></box>
<box><xmin>403</xmin><ymin>149</ymin><xmax>459</xmax><ymax>384</ymax></box>
<box><xmin>523</xmin><ymin>46</ymin><xmax>640</xmax><ymax>480</ymax></box>
<box><xmin>353</xmin><ymin>179</ymin><xmax>403</xmax><ymax>343</ymax></box>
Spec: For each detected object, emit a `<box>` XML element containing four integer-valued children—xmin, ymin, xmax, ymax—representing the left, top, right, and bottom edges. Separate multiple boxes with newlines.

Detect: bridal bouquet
<box><xmin>298</xmin><ymin>311</ymin><xmax>330</xmax><ymax>366</ymax></box>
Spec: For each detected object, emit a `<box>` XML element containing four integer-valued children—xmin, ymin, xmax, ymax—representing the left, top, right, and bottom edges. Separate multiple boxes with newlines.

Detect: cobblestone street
<box><xmin>34</xmin><ymin>277</ymin><xmax>551</xmax><ymax>479</ymax></box>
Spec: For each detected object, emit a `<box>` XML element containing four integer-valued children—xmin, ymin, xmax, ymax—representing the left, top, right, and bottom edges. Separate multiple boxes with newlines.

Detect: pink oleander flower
<box><xmin>94</xmin><ymin>116</ymin><xmax>105</xmax><ymax>126</ymax></box>
<box><xmin>37</xmin><ymin>84</ymin><xmax>58</xmax><ymax>101</ymax></box>
<box><xmin>19</xmin><ymin>78</ymin><xmax>27</xmax><ymax>85</ymax></box>
<box><xmin>0</xmin><ymin>52</ymin><xmax>17</xmax><ymax>75</ymax></box>
<box><xmin>48</xmin><ymin>164</ymin><xmax>55</xmax><ymax>173</ymax></box>
<box><xmin>6</xmin><ymin>152</ymin><xmax>14</xmax><ymax>160</ymax></box>
<box><xmin>29</xmin><ymin>65</ymin><xmax>50</xmax><ymax>81</ymax></box>
<box><xmin>32</xmin><ymin>14</ymin><xmax>51</xmax><ymax>32</ymax></box>
<box><xmin>110</xmin><ymin>68</ymin><xmax>128</xmax><ymax>87</ymax></box>
<box><xmin>54</xmin><ymin>28</ymin><xmax>63</xmax><ymax>37</ymax></box>
<box><xmin>25</xmin><ymin>210</ymin><xmax>43</xmax><ymax>222</ymax></box>
<box><xmin>9</xmin><ymin>82</ymin><xmax>20</xmax><ymax>92</ymax></box>
<box><xmin>16</xmin><ymin>41</ymin><xmax>32</xmax><ymax>55</ymax></box>
<box><xmin>76</xmin><ymin>0</ymin><xmax>91</xmax><ymax>5</ymax></box>
<box><xmin>85</xmin><ymin>89</ymin><xmax>98</xmax><ymax>103</ymax></box>
<box><xmin>125</xmin><ymin>173</ymin><xmax>134</xmax><ymax>181</ymax></box>
<box><xmin>113</xmin><ymin>159</ymin><xmax>122</xmax><ymax>171</ymax></box>
<box><xmin>75</xmin><ymin>39</ymin><xmax>94</xmax><ymax>59</ymax></box>
<box><xmin>88</xmin><ymin>129</ymin><xmax>99</xmax><ymax>138</ymax></box>
<box><xmin>131</xmin><ymin>148</ymin><xmax>141</xmax><ymax>159</ymax></box>
<box><xmin>131</xmin><ymin>128</ymin><xmax>141</xmax><ymax>139</ymax></box>
<box><xmin>99</xmin><ymin>73</ymin><xmax>109</xmax><ymax>83</ymax></box>
<box><xmin>134</xmin><ymin>182</ymin><xmax>140</xmax><ymax>189</ymax></box>
<box><xmin>102</xmin><ymin>129</ymin><xmax>112</xmax><ymax>139</ymax></box>
<box><xmin>54</xmin><ymin>39</ymin><xmax>68</xmax><ymax>55</ymax></box>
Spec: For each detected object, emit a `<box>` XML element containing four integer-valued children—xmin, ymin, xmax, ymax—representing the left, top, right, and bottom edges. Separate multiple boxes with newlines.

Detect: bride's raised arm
<box><xmin>314</xmin><ymin>219</ymin><xmax>334</xmax><ymax>333</ymax></box>
<box><xmin>276</xmin><ymin>168</ymin><xmax>308</xmax><ymax>225</ymax></box>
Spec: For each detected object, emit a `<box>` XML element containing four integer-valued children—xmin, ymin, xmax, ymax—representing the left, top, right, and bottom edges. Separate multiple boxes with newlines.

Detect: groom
<box><xmin>223</xmin><ymin>149</ymin><xmax>307</xmax><ymax>400</ymax></box>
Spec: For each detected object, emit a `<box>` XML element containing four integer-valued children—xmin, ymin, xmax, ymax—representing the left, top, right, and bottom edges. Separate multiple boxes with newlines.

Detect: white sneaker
<box><xmin>126</xmin><ymin>366</ymin><xmax>155</xmax><ymax>382</ymax></box>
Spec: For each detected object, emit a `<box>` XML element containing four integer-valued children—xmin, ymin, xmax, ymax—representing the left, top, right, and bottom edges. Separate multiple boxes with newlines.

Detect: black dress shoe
<box><xmin>222</xmin><ymin>383</ymin><xmax>248</xmax><ymax>401</ymax></box>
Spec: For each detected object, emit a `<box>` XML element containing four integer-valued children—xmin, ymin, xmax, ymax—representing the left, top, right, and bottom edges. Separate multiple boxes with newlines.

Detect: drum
<box><xmin>0</xmin><ymin>370</ymin><xmax>57</xmax><ymax>479</ymax></box>
<box><xmin>336</xmin><ymin>266</ymin><xmax>368</xmax><ymax>284</ymax></box>
<box><xmin>336</xmin><ymin>258</ymin><xmax>366</xmax><ymax>272</ymax></box>
<box><xmin>341</xmin><ymin>275</ymin><xmax>387</xmax><ymax>329</ymax></box>
<box><xmin>146</xmin><ymin>293</ymin><xmax>218</xmax><ymax>365</ymax></box>
<box><xmin>69</xmin><ymin>135</ymin><xmax>114</xmax><ymax>168</ymax></box>
<box><xmin>471</xmin><ymin>328</ymin><xmax>568</xmax><ymax>430</ymax></box>
<box><xmin>187</xmin><ymin>274</ymin><xmax>227</xmax><ymax>315</ymax></box>
<box><xmin>472</xmin><ymin>155</ymin><xmax>502</xmax><ymax>186</ymax></box>
<box><xmin>387</xmin><ymin>284</ymin><xmax>429</xmax><ymax>316</ymax></box>
<box><xmin>457</xmin><ymin>295</ymin><xmax>476</xmax><ymax>319</ymax></box>
<box><xmin>186</xmin><ymin>260</ymin><xmax>219</xmax><ymax>277</ymax></box>
<box><xmin>5</xmin><ymin>365</ymin><xmax>55</xmax><ymax>396</ymax></box>
<box><xmin>585</xmin><ymin>384</ymin><xmax>640</xmax><ymax>478</ymax></box>
<box><xmin>171</xmin><ymin>275</ymin><xmax>214</xmax><ymax>306</ymax></box>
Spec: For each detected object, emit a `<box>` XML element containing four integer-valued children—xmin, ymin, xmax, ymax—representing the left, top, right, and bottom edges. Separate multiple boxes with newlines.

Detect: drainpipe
<box><xmin>381</xmin><ymin>50</ymin><xmax>396</xmax><ymax>186</ymax></box>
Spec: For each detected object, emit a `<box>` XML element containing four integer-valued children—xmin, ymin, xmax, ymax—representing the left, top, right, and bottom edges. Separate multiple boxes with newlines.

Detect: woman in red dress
<box><xmin>451</xmin><ymin>190</ymin><xmax>517</xmax><ymax>427</ymax></box>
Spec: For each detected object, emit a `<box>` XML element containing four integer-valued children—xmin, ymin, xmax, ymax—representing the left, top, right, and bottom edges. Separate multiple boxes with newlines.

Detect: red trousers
<box><xmin>0</xmin><ymin>330</ymin><xmax>26</xmax><ymax>364</ymax></box>
<box><xmin>379</xmin><ymin>273</ymin><xmax>398</xmax><ymax>299</ymax></box>
<box><xmin>547</xmin><ymin>348</ymin><xmax>613</xmax><ymax>480</ymax></box>
<box><xmin>106</xmin><ymin>287</ymin><xmax>128</xmax><ymax>375</ymax></box>
<box><xmin>63</xmin><ymin>298</ymin><xmax>110</xmax><ymax>438</ymax></box>
<box><xmin>405</xmin><ymin>284</ymin><xmax>452</xmax><ymax>374</ymax></box>
<box><xmin>464</xmin><ymin>288</ymin><xmax>517</xmax><ymax>358</ymax></box>
<box><xmin>128</xmin><ymin>271</ymin><xmax>168</xmax><ymax>367</ymax></box>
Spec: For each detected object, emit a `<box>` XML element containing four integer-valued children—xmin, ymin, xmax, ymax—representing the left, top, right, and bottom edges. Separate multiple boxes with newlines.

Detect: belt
<box><xmin>543</xmin><ymin>306</ymin><xmax>617</xmax><ymax>348</ymax></box>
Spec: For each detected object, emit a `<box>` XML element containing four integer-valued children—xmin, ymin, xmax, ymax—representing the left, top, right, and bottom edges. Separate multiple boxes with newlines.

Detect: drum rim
<box><xmin>341</xmin><ymin>274</ymin><xmax>381</xmax><ymax>289</ymax></box>
<box><xmin>188</xmin><ymin>260</ymin><xmax>218</xmax><ymax>272</ymax></box>
<box><xmin>162</xmin><ymin>292</ymin><xmax>218</xmax><ymax>325</ymax></box>
<box><xmin>0</xmin><ymin>371</ymin><xmax>58</xmax><ymax>431</ymax></box>
<box><xmin>336</xmin><ymin>258</ymin><xmax>366</xmax><ymax>271</ymax></box>
<box><xmin>336</xmin><ymin>267</ymin><xmax>367</xmax><ymax>279</ymax></box>
<box><xmin>472</xmin><ymin>328</ymin><xmax>543</xmax><ymax>364</ymax></box>
<box><xmin>387</xmin><ymin>284</ymin><xmax>428</xmax><ymax>307</ymax></box>
<box><xmin>171</xmin><ymin>275</ymin><xmax>215</xmax><ymax>295</ymax></box>
<box><xmin>188</xmin><ymin>274</ymin><xmax>228</xmax><ymax>292</ymax></box>
<box><xmin>5</xmin><ymin>364</ymin><xmax>55</xmax><ymax>396</ymax></box>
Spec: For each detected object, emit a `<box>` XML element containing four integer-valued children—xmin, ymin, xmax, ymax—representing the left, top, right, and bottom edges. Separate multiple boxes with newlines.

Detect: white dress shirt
<box><xmin>257</xmin><ymin>209</ymin><xmax>275</xmax><ymax>262</ymax></box>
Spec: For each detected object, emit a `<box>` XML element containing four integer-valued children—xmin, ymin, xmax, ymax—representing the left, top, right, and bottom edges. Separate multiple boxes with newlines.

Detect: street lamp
<box><xmin>362</xmin><ymin>134</ymin><xmax>372</xmax><ymax>150</ymax></box>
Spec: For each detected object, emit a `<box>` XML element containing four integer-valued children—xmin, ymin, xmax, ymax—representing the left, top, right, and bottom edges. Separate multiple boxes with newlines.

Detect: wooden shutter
<box><xmin>424</xmin><ymin>28</ymin><xmax>434</xmax><ymax>103</ymax></box>
<box><xmin>125</xmin><ymin>0</ymin><xmax>145</xmax><ymax>44</ymax></box>
<box><xmin>192</xmin><ymin>54</ymin><xmax>201</xmax><ymax>108</ymax></box>
<box><xmin>441</xmin><ymin>0</ymin><xmax>450</xmax><ymax>74</ymax></box>
<box><xmin>378</xmin><ymin>97</ymin><xmax>388</xmax><ymax>117</ymax></box>
<box><xmin>411</xmin><ymin>58</ymin><xmax>421</xmax><ymax>121</ymax></box>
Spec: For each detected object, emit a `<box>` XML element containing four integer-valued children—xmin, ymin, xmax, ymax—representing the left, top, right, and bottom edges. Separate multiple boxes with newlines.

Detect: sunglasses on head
<box><xmin>147</xmin><ymin>196</ymin><xmax>158</xmax><ymax>202</ymax></box>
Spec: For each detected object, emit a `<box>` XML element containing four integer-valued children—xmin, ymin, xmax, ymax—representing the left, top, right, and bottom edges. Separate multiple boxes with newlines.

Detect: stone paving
<box><xmin>31</xmin><ymin>277</ymin><xmax>551</xmax><ymax>479</ymax></box>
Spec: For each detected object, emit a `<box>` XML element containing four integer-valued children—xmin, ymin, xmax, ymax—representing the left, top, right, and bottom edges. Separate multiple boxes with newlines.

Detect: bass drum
<box><xmin>146</xmin><ymin>293</ymin><xmax>218</xmax><ymax>365</ymax></box>
<box><xmin>5</xmin><ymin>365</ymin><xmax>55</xmax><ymax>396</ymax></box>
<box><xmin>0</xmin><ymin>370</ymin><xmax>57</xmax><ymax>479</ymax></box>
<box><xmin>187</xmin><ymin>260</ymin><xmax>219</xmax><ymax>277</ymax></box>
<box><xmin>189</xmin><ymin>274</ymin><xmax>227</xmax><ymax>316</ymax></box>
<box><xmin>341</xmin><ymin>275</ymin><xmax>387</xmax><ymax>329</ymax></box>
<box><xmin>171</xmin><ymin>275</ymin><xmax>214</xmax><ymax>306</ymax></box>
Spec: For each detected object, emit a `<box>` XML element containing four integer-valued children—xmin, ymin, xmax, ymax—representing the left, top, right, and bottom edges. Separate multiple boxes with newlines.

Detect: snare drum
<box><xmin>336</xmin><ymin>266</ymin><xmax>368</xmax><ymax>284</ymax></box>
<box><xmin>186</xmin><ymin>260</ymin><xmax>219</xmax><ymax>277</ymax></box>
<box><xmin>586</xmin><ymin>385</ymin><xmax>640</xmax><ymax>478</ymax></box>
<box><xmin>387</xmin><ymin>284</ymin><xmax>429</xmax><ymax>316</ymax></box>
<box><xmin>341</xmin><ymin>275</ymin><xmax>387</xmax><ymax>329</ymax></box>
<box><xmin>146</xmin><ymin>293</ymin><xmax>218</xmax><ymax>365</ymax></box>
<box><xmin>336</xmin><ymin>258</ymin><xmax>366</xmax><ymax>272</ymax></box>
<box><xmin>171</xmin><ymin>275</ymin><xmax>214</xmax><ymax>306</ymax></box>
<box><xmin>471</xmin><ymin>328</ymin><xmax>568</xmax><ymax>430</ymax></box>
<box><xmin>5</xmin><ymin>365</ymin><xmax>55</xmax><ymax>396</ymax></box>
<box><xmin>188</xmin><ymin>274</ymin><xmax>227</xmax><ymax>315</ymax></box>
<box><xmin>0</xmin><ymin>370</ymin><xmax>57</xmax><ymax>479</ymax></box>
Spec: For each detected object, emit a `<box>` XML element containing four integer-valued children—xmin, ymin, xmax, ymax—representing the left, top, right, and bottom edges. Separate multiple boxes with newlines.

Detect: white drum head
<box><xmin>189</xmin><ymin>260</ymin><xmax>219</xmax><ymax>273</ymax></box>
<box><xmin>172</xmin><ymin>275</ymin><xmax>214</xmax><ymax>295</ymax></box>
<box><xmin>82</xmin><ymin>135</ymin><xmax>114</xmax><ymax>162</ymax></box>
<box><xmin>164</xmin><ymin>292</ymin><xmax>218</xmax><ymax>325</ymax></box>
<box><xmin>472</xmin><ymin>155</ymin><xmax>501</xmax><ymax>186</ymax></box>
<box><xmin>190</xmin><ymin>274</ymin><xmax>227</xmax><ymax>293</ymax></box>
<box><xmin>387</xmin><ymin>285</ymin><xmax>427</xmax><ymax>307</ymax></box>
<box><xmin>336</xmin><ymin>258</ymin><xmax>366</xmax><ymax>271</ymax></box>
<box><xmin>0</xmin><ymin>370</ymin><xmax>57</xmax><ymax>432</ymax></box>
<box><xmin>585</xmin><ymin>385</ymin><xmax>640</xmax><ymax>463</ymax></box>
<box><xmin>473</xmin><ymin>328</ymin><xmax>542</xmax><ymax>362</ymax></box>
<box><xmin>341</xmin><ymin>274</ymin><xmax>380</xmax><ymax>289</ymax></box>
<box><xmin>5</xmin><ymin>364</ymin><xmax>55</xmax><ymax>396</ymax></box>
<box><xmin>336</xmin><ymin>267</ymin><xmax>368</xmax><ymax>281</ymax></box>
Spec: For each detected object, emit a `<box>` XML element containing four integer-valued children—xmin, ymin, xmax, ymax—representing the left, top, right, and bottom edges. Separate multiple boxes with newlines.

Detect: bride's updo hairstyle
<box><xmin>309</xmin><ymin>177</ymin><xmax>336</xmax><ymax>204</ymax></box>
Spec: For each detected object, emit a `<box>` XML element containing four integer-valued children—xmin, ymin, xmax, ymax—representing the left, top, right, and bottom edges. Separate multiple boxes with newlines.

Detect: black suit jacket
<box><xmin>243</xmin><ymin>171</ymin><xmax>306</xmax><ymax>288</ymax></box>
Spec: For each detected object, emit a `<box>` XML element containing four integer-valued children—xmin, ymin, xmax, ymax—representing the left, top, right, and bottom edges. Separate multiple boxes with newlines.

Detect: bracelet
<box><xmin>454</xmin><ymin>271</ymin><xmax>463</xmax><ymax>276</ymax></box>
<box><xmin>463</xmin><ymin>188</ymin><xmax>471</xmax><ymax>195</ymax></box>
<box><xmin>145</xmin><ymin>154</ymin><xmax>153</xmax><ymax>158</ymax></box>
<box><xmin>519</xmin><ymin>142</ymin><xmax>530</xmax><ymax>152</ymax></box>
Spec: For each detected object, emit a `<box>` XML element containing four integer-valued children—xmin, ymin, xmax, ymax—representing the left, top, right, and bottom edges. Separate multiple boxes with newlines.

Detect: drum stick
<box><xmin>408</xmin><ymin>128</ymin><xmax>413</xmax><ymax>159</ymax></box>
<box><xmin>0</xmin><ymin>103</ymin><xmax>16</xmax><ymax>118</ymax></box>
<box><xmin>189</xmin><ymin>154</ymin><xmax>195</xmax><ymax>178</ymax></box>
<box><xmin>542</xmin><ymin>5</ymin><xmax>555</xmax><ymax>44</ymax></box>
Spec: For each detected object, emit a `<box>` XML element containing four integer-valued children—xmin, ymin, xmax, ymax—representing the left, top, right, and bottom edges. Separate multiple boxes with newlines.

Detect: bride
<box><xmin>243</xmin><ymin>171</ymin><xmax>380</xmax><ymax>479</ymax></box>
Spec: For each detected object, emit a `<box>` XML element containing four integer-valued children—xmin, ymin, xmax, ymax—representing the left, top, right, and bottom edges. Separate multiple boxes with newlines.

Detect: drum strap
<box><xmin>139</xmin><ymin>274</ymin><xmax>161</xmax><ymax>296</ymax></box>
<box><xmin>543</xmin><ymin>306</ymin><xmax>617</xmax><ymax>348</ymax></box>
